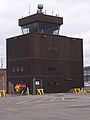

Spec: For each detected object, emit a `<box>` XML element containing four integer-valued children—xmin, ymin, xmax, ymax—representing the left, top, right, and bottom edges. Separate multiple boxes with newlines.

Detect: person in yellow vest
<box><xmin>15</xmin><ymin>84</ymin><xmax>20</xmax><ymax>93</ymax></box>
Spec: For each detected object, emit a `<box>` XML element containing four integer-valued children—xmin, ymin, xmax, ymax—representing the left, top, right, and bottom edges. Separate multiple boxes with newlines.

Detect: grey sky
<box><xmin>0</xmin><ymin>0</ymin><xmax>90</xmax><ymax>68</ymax></box>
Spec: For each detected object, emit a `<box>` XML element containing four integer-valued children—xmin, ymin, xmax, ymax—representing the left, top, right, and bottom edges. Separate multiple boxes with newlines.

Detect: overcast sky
<box><xmin>0</xmin><ymin>0</ymin><xmax>90</xmax><ymax>68</ymax></box>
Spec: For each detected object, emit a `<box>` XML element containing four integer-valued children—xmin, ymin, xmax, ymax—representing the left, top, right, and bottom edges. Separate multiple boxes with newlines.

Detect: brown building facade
<box><xmin>6</xmin><ymin>6</ymin><xmax>84</xmax><ymax>93</ymax></box>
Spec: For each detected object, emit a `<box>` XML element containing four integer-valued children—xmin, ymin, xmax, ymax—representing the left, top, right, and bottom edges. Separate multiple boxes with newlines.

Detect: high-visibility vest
<box><xmin>15</xmin><ymin>85</ymin><xmax>19</xmax><ymax>92</ymax></box>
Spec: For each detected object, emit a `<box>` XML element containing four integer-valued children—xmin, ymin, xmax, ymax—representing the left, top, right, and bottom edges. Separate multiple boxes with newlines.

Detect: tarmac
<box><xmin>0</xmin><ymin>93</ymin><xmax>90</xmax><ymax>120</ymax></box>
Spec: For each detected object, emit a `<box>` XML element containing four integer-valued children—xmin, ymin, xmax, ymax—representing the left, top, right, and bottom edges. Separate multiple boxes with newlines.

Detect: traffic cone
<box><xmin>3</xmin><ymin>90</ymin><xmax>6</xmax><ymax>97</ymax></box>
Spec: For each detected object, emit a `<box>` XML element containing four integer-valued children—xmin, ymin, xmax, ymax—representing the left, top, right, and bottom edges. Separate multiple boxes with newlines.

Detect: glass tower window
<box><xmin>38</xmin><ymin>22</ymin><xmax>60</xmax><ymax>35</ymax></box>
<box><xmin>21</xmin><ymin>23</ymin><xmax>39</xmax><ymax>34</ymax></box>
<box><xmin>22</xmin><ymin>26</ymin><xmax>29</xmax><ymax>34</ymax></box>
<box><xmin>21</xmin><ymin>22</ymin><xmax>60</xmax><ymax>35</ymax></box>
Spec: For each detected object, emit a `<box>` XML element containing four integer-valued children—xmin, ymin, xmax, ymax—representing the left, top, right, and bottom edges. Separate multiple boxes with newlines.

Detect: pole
<box><xmin>1</xmin><ymin>54</ymin><xmax>3</xmax><ymax>69</ymax></box>
<box><xmin>33</xmin><ymin>77</ymin><xmax>36</xmax><ymax>95</ymax></box>
<box><xmin>28</xmin><ymin>4</ymin><xmax>30</xmax><ymax>15</ymax></box>
<box><xmin>2</xmin><ymin>77</ymin><xmax>4</xmax><ymax>90</ymax></box>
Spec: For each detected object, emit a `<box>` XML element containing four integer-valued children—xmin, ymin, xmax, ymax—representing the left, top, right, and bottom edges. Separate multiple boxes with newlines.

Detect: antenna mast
<box><xmin>28</xmin><ymin>4</ymin><xmax>30</xmax><ymax>15</ymax></box>
<box><xmin>1</xmin><ymin>54</ymin><xmax>3</xmax><ymax>69</ymax></box>
<box><xmin>52</xmin><ymin>10</ymin><xmax>54</xmax><ymax>16</ymax></box>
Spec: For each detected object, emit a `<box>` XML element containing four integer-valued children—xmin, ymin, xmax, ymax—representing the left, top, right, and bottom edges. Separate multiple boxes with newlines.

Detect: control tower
<box><xmin>19</xmin><ymin>5</ymin><xmax>63</xmax><ymax>35</ymax></box>
<box><xmin>6</xmin><ymin>4</ymin><xmax>84</xmax><ymax>93</ymax></box>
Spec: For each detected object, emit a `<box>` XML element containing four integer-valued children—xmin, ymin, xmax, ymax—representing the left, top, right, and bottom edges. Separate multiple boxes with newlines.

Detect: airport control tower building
<box><xmin>6</xmin><ymin>4</ymin><xmax>84</xmax><ymax>93</ymax></box>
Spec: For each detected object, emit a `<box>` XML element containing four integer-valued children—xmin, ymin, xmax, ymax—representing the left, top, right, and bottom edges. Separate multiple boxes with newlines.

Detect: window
<box><xmin>12</xmin><ymin>67</ymin><xmax>15</xmax><ymax>72</ymax></box>
<box><xmin>16</xmin><ymin>66</ymin><xmax>19</xmax><ymax>72</ymax></box>
<box><xmin>48</xmin><ymin>81</ymin><xmax>59</xmax><ymax>86</ymax></box>
<box><xmin>22</xmin><ymin>27</ymin><xmax>29</xmax><ymax>34</ymax></box>
<box><xmin>48</xmin><ymin>46</ymin><xmax>52</xmax><ymax>51</ymax></box>
<box><xmin>21</xmin><ymin>23</ymin><xmax>38</xmax><ymax>34</ymax></box>
<box><xmin>39</xmin><ymin>22</ymin><xmax>60</xmax><ymax>35</ymax></box>
<box><xmin>53</xmin><ymin>47</ymin><xmax>58</xmax><ymax>52</ymax></box>
<box><xmin>48</xmin><ymin>66</ymin><xmax>59</xmax><ymax>72</ymax></box>
<box><xmin>53</xmin><ymin>67</ymin><xmax>59</xmax><ymax>72</ymax></box>
<box><xmin>20</xmin><ymin>66</ymin><xmax>24</xmax><ymax>72</ymax></box>
<box><xmin>48</xmin><ymin>82</ymin><xmax>54</xmax><ymax>85</ymax></box>
<box><xmin>21</xmin><ymin>22</ymin><xmax>60</xmax><ymax>35</ymax></box>
<box><xmin>12</xmin><ymin>66</ymin><xmax>24</xmax><ymax>73</ymax></box>
<box><xmin>54</xmin><ymin>82</ymin><xmax>59</xmax><ymax>86</ymax></box>
<box><xmin>48</xmin><ymin>46</ymin><xmax>59</xmax><ymax>52</ymax></box>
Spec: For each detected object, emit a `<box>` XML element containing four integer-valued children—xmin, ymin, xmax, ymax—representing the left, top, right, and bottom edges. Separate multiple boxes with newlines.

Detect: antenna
<box><xmin>52</xmin><ymin>10</ymin><xmax>53</xmax><ymax>16</ymax></box>
<box><xmin>45</xmin><ymin>9</ymin><xmax>46</xmax><ymax>14</ymax></box>
<box><xmin>1</xmin><ymin>54</ymin><xmax>3</xmax><ymax>69</ymax></box>
<box><xmin>28</xmin><ymin>4</ymin><xmax>30</xmax><ymax>15</ymax></box>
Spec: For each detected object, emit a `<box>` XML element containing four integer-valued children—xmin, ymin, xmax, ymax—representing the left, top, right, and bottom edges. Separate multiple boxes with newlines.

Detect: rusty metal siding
<box><xmin>7</xmin><ymin>33</ymin><xmax>83</xmax><ymax>93</ymax></box>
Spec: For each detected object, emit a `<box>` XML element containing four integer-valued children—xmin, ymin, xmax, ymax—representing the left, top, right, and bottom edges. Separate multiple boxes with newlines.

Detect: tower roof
<box><xmin>19</xmin><ymin>13</ymin><xmax>63</xmax><ymax>26</ymax></box>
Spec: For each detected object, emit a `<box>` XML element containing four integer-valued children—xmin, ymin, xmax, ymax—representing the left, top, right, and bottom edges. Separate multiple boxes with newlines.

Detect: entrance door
<box><xmin>32</xmin><ymin>78</ymin><xmax>43</xmax><ymax>94</ymax></box>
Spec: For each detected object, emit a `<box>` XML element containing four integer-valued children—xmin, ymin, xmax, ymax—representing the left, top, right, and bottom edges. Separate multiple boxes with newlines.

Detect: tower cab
<box><xmin>19</xmin><ymin>4</ymin><xmax>63</xmax><ymax>35</ymax></box>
